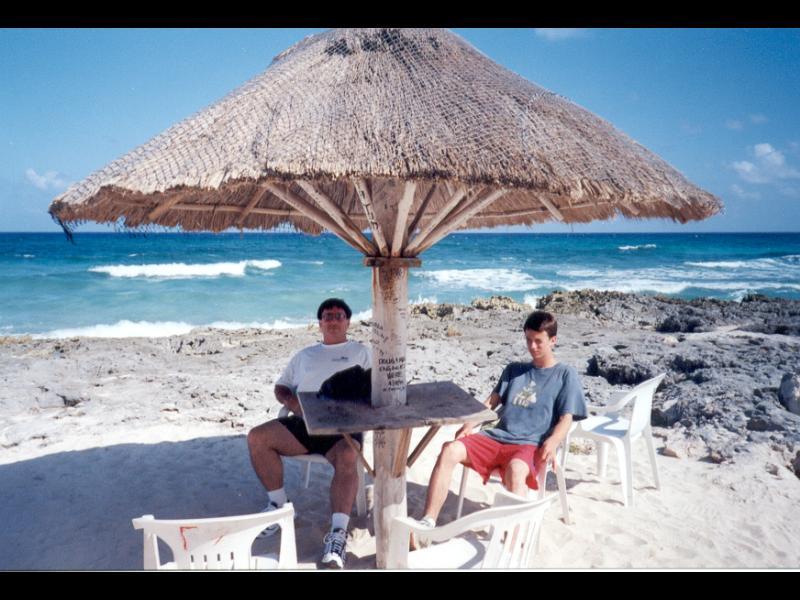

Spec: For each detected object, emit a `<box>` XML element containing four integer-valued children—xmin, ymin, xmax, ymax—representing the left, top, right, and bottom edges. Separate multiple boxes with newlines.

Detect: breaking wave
<box><xmin>415</xmin><ymin>268</ymin><xmax>547</xmax><ymax>291</ymax></box>
<box><xmin>34</xmin><ymin>317</ymin><xmax>306</xmax><ymax>339</ymax></box>
<box><xmin>89</xmin><ymin>259</ymin><xmax>282</xmax><ymax>279</ymax></box>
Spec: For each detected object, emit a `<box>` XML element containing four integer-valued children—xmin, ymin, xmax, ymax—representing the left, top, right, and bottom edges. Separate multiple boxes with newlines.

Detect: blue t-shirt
<box><xmin>481</xmin><ymin>362</ymin><xmax>587</xmax><ymax>446</ymax></box>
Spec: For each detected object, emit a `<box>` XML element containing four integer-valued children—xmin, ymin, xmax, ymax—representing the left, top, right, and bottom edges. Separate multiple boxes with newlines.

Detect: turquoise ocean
<box><xmin>2</xmin><ymin>232</ymin><xmax>799</xmax><ymax>338</ymax></box>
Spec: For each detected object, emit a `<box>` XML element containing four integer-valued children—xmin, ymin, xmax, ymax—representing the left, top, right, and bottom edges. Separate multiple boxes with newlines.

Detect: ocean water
<box><xmin>1</xmin><ymin>232</ymin><xmax>799</xmax><ymax>338</ymax></box>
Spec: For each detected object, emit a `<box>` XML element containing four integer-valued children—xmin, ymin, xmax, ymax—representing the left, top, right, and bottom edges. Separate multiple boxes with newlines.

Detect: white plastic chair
<box><xmin>278</xmin><ymin>406</ymin><xmax>368</xmax><ymax>517</ymax></box>
<box><xmin>388</xmin><ymin>490</ymin><xmax>554</xmax><ymax>569</ymax></box>
<box><xmin>131</xmin><ymin>504</ymin><xmax>297</xmax><ymax>570</ymax></box>
<box><xmin>564</xmin><ymin>373</ymin><xmax>666</xmax><ymax>507</ymax></box>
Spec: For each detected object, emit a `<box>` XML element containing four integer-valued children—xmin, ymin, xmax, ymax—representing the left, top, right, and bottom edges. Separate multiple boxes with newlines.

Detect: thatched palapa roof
<box><xmin>49</xmin><ymin>28</ymin><xmax>722</xmax><ymax>255</ymax></box>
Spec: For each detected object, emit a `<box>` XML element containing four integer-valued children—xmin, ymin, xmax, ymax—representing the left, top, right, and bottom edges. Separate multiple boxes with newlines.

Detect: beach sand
<box><xmin>1</xmin><ymin>294</ymin><xmax>799</xmax><ymax>570</ymax></box>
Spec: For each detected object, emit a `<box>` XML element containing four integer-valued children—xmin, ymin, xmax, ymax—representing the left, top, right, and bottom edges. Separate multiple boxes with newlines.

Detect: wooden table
<box><xmin>298</xmin><ymin>380</ymin><xmax>496</xmax><ymax>477</ymax></box>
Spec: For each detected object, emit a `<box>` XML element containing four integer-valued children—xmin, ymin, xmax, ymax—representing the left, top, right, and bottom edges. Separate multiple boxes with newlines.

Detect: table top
<box><xmin>298</xmin><ymin>381</ymin><xmax>497</xmax><ymax>435</ymax></box>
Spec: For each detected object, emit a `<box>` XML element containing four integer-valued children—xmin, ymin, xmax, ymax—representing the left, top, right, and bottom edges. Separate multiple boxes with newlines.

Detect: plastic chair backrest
<box><xmin>627</xmin><ymin>373</ymin><xmax>666</xmax><ymax>437</ymax></box>
<box><xmin>131</xmin><ymin>505</ymin><xmax>296</xmax><ymax>570</ymax></box>
<box><xmin>404</xmin><ymin>491</ymin><xmax>552</xmax><ymax>569</ymax></box>
<box><xmin>482</xmin><ymin>492</ymin><xmax>551</xmax><ymax>568</ymax></box>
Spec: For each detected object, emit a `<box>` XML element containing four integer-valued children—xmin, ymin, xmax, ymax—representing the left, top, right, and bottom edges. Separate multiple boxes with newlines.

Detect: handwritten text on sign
<box><xmin>378</xmin><ymin>356</ymin><xmax>406</xmax><ymax>393</ymax></box>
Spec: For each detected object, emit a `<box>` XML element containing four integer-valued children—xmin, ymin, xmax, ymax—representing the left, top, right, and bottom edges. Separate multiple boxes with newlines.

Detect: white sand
<box><xmin>2</xmin><ymin>420</ymin><xmax>798</xmax><ymax>570</ymax></box>
<box><xmin>1</xmin><ymin>309</ymin><xmax>799</xmax><ymax>570</ymax></box>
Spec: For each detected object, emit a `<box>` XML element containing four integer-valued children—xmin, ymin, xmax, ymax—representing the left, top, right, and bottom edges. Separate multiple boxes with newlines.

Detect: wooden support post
<box><xmin>147</xmin><ymin>196</ymin><xmax>185</xmax><ymax>220</ymax></box>
<box><xmin>343</xmin><ymin>433</ymin><xmax>376</xmax><ymax>478</ymax></box>
<box><xmin>404</xmin><ymin>185</ymin><xmax>467</xmax><ymax>256</ymax></box>
<box><xmin>538</xmin><ymin>195</ymin><xmax>565</xmax><ymax>222</ymax></box>
<box><xmin>392</xmin><ymin>428</ymin><xmax>413</xmax><ymax>477</ymax></box>
<box><xmin>390</xmin><ymin>181</ymin><xmax>416</xmax><ymax>257</ymax></box>
<box><xmin>404</xmin><ymin>184</ymin><xmax>437</xmax><ymax>244</ymax></box>
<box><xmin>367</xmin><ymin>255</ymin><xmax>419</xmax><ymax>568</ymax></box>
<box><xmin>265</xmin><ymin>183</ymin><xmax>371</xmax><ymax>255</ymax></box>
<box><xmin>353</xmin><ymin>178</ymin><xmax>390</xmax><ymax>256</ymax></box>
<box><xmin>406</xmin><ymin>425</ymin><xmax>441</xmax><ymax>469</ymax></box>
<box><xmin>296</xmin><ymin>180</ymin><xmax>378</xmax><ymax>255</ymax></box>
<box><xmin>237</xmin><ymin>188</ymin><xmax>270</xmax><ymax>226</ymax></box>
<box><xmin>413</xmin><ymin>188</ymin><xmax>507</xmax><ymax>255</ymax></box>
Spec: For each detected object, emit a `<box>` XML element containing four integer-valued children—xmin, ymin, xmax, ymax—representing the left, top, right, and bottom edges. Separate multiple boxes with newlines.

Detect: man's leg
<box><xmin>247</xmin><ymin>419</ymin><xmax>310</xmax><ymax>492</ymax></box>
<box><xmin>321</xmin><ymin>438</ymin><xmax>360</xmax><ymax>569</ymax></box>
<box><xmin>422</xmin><ymin>440</ymin><xmax>470</xmax><ymax>522</ymax></box>
<box><xmin>325</xmin><ymin>438</ymin><xmax>360</xmax><ymax>516</ymax></box>
<box><xmin>502</xmin><ymin>458</ymin><xmax>532</xmax><ymax>498</ymax></box>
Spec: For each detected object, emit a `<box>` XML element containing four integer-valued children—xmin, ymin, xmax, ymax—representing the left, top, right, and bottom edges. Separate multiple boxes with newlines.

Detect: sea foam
<box><xmin>89</xmin><ymin>259</ymin><xmax>281</xmax><ymax>279</ymax></box>
<box><xmin>618</xmin><ymin>244</ymin><xmax>657</xmax><ymax>251</ymax></box>
<box><xmin>685</xmin><ymin>255</ymin><xmax>800</xmax><ymax>271</ymax></box>
<box><xmin>35</xmin><ymin>317</ymin><xmax>307</xmax><ymax>339</ymax></box>
<box><xmin>415</xmin><ymin>268</ymin><xmax>547</xmax><ymax>291</ymax></box>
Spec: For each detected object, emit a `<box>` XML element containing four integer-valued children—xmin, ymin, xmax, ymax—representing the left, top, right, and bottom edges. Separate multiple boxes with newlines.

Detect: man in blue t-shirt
<box><xmin>416</xmin><ymin>310</ymin><xmax>587</xmax><ymax>529</ymax></box>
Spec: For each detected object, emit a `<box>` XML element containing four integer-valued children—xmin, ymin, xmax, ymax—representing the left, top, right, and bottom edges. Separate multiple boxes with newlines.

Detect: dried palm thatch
<box><xmin>49</xmin><ymin>28</ymin><xmax>721</xmax><ymax>254</ymax></box>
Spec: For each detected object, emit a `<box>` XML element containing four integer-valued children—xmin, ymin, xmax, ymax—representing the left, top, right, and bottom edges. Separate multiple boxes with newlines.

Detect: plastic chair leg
<box><xmin>644</xmin><ymin>428</ymin><xmax>660</xmax><ymax>490</ymax></box>
<box><xmin>622</xmin><ymin>438</ymin><xmax>634</xmax><ymax>507</ymax></box>
<box><xmin>555</xmin><ymin>467</ymin><xmax>570</xmax><ymax>525</ymax></box>
<box><xmin>456</xmin><ymin>465</ymin><xmax>470</xmax><ymax>519</ymax></box>
<box><xmin>560</xmin><ymin>435</ymin><xmax>570</xmax><ymax>473</ymax></box>
<box><xmin>355</xmin><ymin>462</ymin><xmax>367</xmax><ymax>517</ymax></box>
<box><xmin>597</xmin><ymin>441</ymin><xmax>609</xmax><ymax>478</ymax></box>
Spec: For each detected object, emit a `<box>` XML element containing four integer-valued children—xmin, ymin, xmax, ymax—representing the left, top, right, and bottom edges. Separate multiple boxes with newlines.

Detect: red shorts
<box><xmin>460</xmin><ymin>433</ymin><xmax>541</xmax><ymax>490</ymax></box>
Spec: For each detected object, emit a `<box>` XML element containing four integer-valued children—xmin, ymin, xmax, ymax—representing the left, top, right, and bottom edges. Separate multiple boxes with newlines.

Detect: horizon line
<box><xmin>2</xmin><ymin>230</ymin><xmax>800</xmax><ymax>235</ymax></box>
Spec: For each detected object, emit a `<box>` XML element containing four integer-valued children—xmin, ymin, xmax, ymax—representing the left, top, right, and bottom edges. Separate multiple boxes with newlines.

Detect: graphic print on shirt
<box><xmin>511</xmin><ymin>380</ymin><xmax>538</xmax><ymax>408</ymax></box>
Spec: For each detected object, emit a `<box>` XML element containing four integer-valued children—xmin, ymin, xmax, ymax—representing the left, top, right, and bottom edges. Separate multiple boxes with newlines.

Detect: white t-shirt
<box><xmin>275</xmin><ymin>340</ymin><xmax>372</xmax><ymax>394</ymax></box>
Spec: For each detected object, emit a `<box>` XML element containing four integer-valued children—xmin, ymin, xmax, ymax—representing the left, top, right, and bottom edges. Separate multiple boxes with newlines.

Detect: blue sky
<box><xmin>2</xmin><ymin>28</ymin><xmax>799</xmax><ymax>233</ymax></box>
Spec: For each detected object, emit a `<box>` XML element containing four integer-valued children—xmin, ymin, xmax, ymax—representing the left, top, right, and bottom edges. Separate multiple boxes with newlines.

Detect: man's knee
<box><xmin>505</xmin><ymin>459</ymin><xmax>530</xmax><ymax>483</ymax></box>
<box><xmin>440</xmin><ymin>440</ymin><xmax>467</xmax><ymax>465</ymax></box>
<box><xmin>330</xmin><ymin>441</ymin><xmax>358</xmax><ymax>471</ymax></box>
<box><xmin>247</xmin><ymin>421</ymin><xmax>275</xmax><ymax>451</ymax></box>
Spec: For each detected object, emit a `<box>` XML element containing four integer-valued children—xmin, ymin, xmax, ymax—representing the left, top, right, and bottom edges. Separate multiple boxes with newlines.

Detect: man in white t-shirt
<box><xmin>247</xmin><ymin>298</ymin><xmax>371</xmax><ymax>569</ymax></box>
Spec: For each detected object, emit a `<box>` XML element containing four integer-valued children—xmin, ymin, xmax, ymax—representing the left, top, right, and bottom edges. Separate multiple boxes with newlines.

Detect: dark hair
<box><xmin>523</xmin><ymin>311</ymin><xmax>557</xmax><ymax>338</ymax></box>
<box><xmin>317</xmin><ymin>298</ymin><xmax>352</xmax><ymax>320</ymax></box>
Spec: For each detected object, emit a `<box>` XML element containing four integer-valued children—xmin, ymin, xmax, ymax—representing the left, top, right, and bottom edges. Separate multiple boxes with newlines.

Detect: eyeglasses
<box><xmin>320</xmin><ymin>313</ymin><xmax>348</xmax><ymax>322</ymax></box>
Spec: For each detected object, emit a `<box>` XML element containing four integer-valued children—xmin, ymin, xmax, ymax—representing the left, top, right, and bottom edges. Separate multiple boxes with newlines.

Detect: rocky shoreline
<box><xmin>414</xmin><ymin>290</ymin><xmax>800</xmax><ymax>475</ymax></box>
<box><xmin>2</xmin><ymin>290</ymin><xmax>799</xmax><ymax>479</ymax></box>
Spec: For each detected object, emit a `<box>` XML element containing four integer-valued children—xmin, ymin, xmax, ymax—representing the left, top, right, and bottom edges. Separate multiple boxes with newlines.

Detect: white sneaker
<box><xmin>410</xmin><ymin>517</ymin><xmax>436</xmax><ymax>550</ymax></box>
<box><xmin>256</xmin><ymin>501</ymin><xmax>281</xmax><ymax>538</ymax></box>
<box><xmin>321</xmin><ymin>528</ymin><xmax>348</xmax><ymax>569</ymax></box>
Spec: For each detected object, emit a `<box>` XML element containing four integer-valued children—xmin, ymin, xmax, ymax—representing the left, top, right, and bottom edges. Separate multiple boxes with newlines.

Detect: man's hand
<box><xmin>455</xmin><ymin>423</ymin><xmax>474</xmax><ymax>439</ymax></box>
<box><xmin>275</xmin><ymin>385</ymin><xmax>302</xmax><ymax>416</ymax></box>
<box><xmin>538</xmin><ymin>414</ymin><xmax>574</xmax><ymax>473</ymax></box>
<box><xmin>285</xmin><ymin>395</ymin><xmax>303</xmax><ymax>416</ymax></box>
<box><xmin>454</xmin><ymin>392</ymin><xmax>499</xmax><ymax>439</ymax></box>
<box><xmin>538</xmin><ymin>437</ymin><xmax>560</xmax><ymax>473</ymax></box>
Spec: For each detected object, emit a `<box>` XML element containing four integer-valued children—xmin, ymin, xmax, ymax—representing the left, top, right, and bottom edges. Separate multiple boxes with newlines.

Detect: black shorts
<box><xmin>278</xmin><ymin>415</ymin><xmax>363</xmax><ymax>457</ymax></box>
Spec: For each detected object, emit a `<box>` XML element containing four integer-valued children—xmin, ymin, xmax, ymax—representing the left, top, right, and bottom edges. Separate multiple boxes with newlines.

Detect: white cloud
<box><xmin>25</xmin><ymin>168</ymin><xmax>71</xmax><ymax>191</ymax></box>
<box><xmin>732</xmin><ymin>160</ymin><xmax>767</xmax><ymax>183</ymax></box>
<box><xmin>725</xmin><ymin>114</ymin><xmax>767</xmax><ymax>131</ymax></box>
<box><xmin>731</xmin><ymin>143</ymin><xmax>800</xmax><ymax>197</ymax></box>
<box><xmin>680</xmin><ymin>121</ymin><xmax>703</xmax><ymax>136</ymax></box>
<box><xmin>730</xmin><ymin>184</ymin><xmax>761</xmax><ymax>199</ymax></box>
<box><xmin>534</xmin><ymin>29</ymin><xmax>587</xmax><ymax>42</ymax></box>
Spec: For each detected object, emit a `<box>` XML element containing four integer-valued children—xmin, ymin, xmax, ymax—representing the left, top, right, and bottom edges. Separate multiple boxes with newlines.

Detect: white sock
<box><xmin>268</xmin><ymin>488</ymin><xmax>287</xmax><ymax>507</ymax></box>
<box><xmin>419</xmin><ymin>516</ymin><xmax>436</xmax><ymax>528</ymax></box>
<box><xmin>331</xmin><ymin>512</ymin><xmax>350</xmax><ymax>532</ymax></box>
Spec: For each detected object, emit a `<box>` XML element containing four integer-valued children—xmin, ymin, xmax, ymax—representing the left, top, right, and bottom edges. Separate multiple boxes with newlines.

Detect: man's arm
<box><xmin>274</xmin><ymin>384</ymin><xmax>303</xmax><ymax>416</ymax></box>
<box><xmin>538</xmin><ymin>413</ymin><xmax>573</xmax><ymax>472</ymax></box>
<box><xmin>455</xmin><ymin>392</ymin><xmax>501</xmax><ymax>439</ymax></box>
